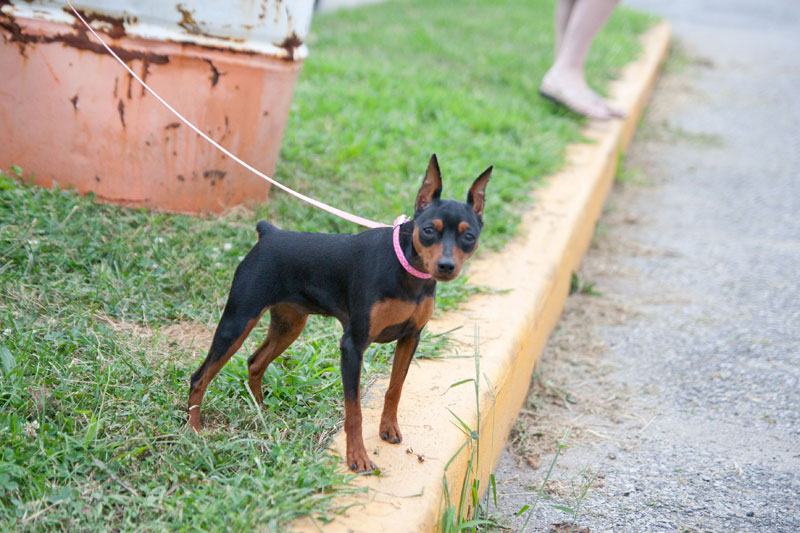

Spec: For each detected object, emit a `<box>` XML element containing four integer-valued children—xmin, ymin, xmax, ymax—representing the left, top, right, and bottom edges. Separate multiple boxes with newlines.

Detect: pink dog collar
<box><xmin>393</xmin><ymin>215</ymin><xmax>432</xmax><ymax>280</ymax></box>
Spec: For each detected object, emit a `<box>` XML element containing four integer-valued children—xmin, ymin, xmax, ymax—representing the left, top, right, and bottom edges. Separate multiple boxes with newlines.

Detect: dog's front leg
<box><xmin>379</xmin><ymin>331</ymin><xmax>421</xmax><ymax>444</ymax></box>
<box><xmin>340</xmin><ymin>327</ymin><xmax>375</xmax><ymax>472</ymax></box>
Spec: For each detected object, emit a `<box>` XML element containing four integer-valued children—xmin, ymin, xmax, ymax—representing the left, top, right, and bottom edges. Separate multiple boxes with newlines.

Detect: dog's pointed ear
<box><xmin>467</xmin><ymin>165</ymin><xmax>492</xmax><ymax>217</ymax></box>
<box><xmin>415</xmin><ymin>154</ymin><xmax>443</xmax><ymax>214</ymax></box>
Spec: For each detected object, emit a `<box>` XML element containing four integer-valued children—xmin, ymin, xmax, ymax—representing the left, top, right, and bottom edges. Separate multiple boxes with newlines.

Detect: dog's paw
<box><xmin>347</xmin><ymin>448</ymin><xmax>377</xmax><ymax>473</ymax></box>
<box><xmin>379</xmin><ymin>420</ymin><xmax>403</xmax><ymax>444</ymax></box>
<box><xmin>187</xmin><ymin>407</ymin><xmax>202</xmax><ymax>432</ymax></box>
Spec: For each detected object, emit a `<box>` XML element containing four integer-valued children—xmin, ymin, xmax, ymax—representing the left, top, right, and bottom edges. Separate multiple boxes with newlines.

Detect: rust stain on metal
<box><xmin>175</xmin><ymin>3</ymin><xmax>202</xmax><ymax>35</ymax></box>
<box><xmin>39</xmin><ymin>51</ymin><xmax>61</xmax><ymax>84</ymax></box>
<box><xmin>203</xmin><ymin>169</ymin><xmax>226</xmax><ymax>186</ymax></box>
<box><xmin>276</xmin><ymin>31</ymin><xmax>302</xmax><ymax>61</ymax></box>
<box><xmin>217</xmin><ymin>115</ymin><xmax>231</xmax><ymax>143</ymax></box>
<box><xmin>117</xmin><ymin>99</ymin><xmax>126</xmax><ymax>128</ymax></box>
<box><xmin>258</xmin><ymin>0</ymin><xmax>269</xmax><ymax>21</ymax></box>
<box><xmin>175</xmin><ymin>3</ymin><xmax>242</xmax><ymax>42</ymax></box>
<box><xmin>0</xmin><ymin>8</ymin><xmax>40</xmax><ymax>55</ymax></box>
<box><xmin>169</xmin><ymin>37</ymin><xmax>255</xmax><ymax>57</ymax></box>
<box><xmin>1</xmin><ymin>6</ymin><xmax>168</xmax><ymax>66</ymax></box>
<box><xmin>204</xmin><ymin>58</ymin><xmax>223</xmax><ymax>87</ymax></box>
<box><xmin>70</xmin><ymin>8</ymin><xmax>126</xmax><ymax>39</ymax></box>
<box><xmin>139</xmin><ymin>55</ymin><xmax>153</xmax><ymax>96</ymax></box>
<box><xmin>285</xmin><ymin>5</ymin><xmax>294</xmax><ymax>32</ymax></box>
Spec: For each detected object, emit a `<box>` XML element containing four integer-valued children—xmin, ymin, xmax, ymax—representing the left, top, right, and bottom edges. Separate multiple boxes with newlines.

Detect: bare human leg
<box><xmin>541</xmin><ymin>0</ymin><xmax>625</xmax><ymax>120</ymax></box>
<box><xmin>554</xmin><ymin>0</ymin><xmax>576</xmax><ymax>58</ymax></box>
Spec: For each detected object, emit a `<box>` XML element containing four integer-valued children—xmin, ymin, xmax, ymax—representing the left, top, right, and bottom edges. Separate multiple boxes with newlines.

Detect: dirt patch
<box><xmin>96</xmin><ymin>312</ymin><xmax>214</xmax><ymax>364</ymax></box>
<box><xmin>496</xmin><ymin>182</ymin><xmax>659</xmax><ymax>531</ymax></box>
<box><xmin>507</xmin><ymin>184</ymin><xmax>645</xmax><ymax>464</ymax></box>
<box><xmin>507</xmin><ymin>292</ymin><xmax>633</xmax><ymax>461</ymax></box>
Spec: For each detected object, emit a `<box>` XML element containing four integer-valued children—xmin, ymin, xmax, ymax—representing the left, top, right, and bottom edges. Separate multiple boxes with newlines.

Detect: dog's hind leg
<box><xmin>247</xmin><ymin>304</ymin><xmax>308</xmax><ymax>404</ymax></box>
<box><xmin>188</xmin><ymin>301</ymin><xmax>267</xmax><ymax>431</ymax></box>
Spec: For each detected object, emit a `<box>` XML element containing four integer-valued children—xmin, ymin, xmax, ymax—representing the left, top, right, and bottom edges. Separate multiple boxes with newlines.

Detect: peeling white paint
<box><xmin>3</xmin><ymin>0</ymin><xmax>314</xmax><ymax>59</ymax></box>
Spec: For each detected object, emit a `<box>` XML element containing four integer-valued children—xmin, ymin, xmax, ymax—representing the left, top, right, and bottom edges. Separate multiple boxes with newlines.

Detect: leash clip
<box><xmin>393</xmin><ymin>215</ymin><xmax>411</xmax><ymax>227</ymax></box>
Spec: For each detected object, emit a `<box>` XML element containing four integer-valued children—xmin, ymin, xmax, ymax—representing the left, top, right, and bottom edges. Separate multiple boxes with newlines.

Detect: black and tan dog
<box><xmin>188</xmin><ymin>154</ymin><xmax>491</xmax><ymax>472</ymax></box>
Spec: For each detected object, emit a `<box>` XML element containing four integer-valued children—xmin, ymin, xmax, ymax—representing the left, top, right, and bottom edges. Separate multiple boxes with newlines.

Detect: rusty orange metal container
<box><xmin>0</xmin><ymin>1</ymin><xmax>314</xmax><ymax>213</ymax></box>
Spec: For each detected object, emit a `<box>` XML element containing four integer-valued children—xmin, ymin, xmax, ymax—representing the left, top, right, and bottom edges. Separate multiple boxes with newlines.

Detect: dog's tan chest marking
<box><xmin>369</xmin><ymin>297</ymin><xmax>434</xmax><ymax>340</ymax></box>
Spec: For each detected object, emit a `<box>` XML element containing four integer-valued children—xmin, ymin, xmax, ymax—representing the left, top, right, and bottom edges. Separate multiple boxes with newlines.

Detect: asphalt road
<box><xmin>493</xmin><ymin>0</ymin><xmax>800</xmax><ymax>531</ymax></box>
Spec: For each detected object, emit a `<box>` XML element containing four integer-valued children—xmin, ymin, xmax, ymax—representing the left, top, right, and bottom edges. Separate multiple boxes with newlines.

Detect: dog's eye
<box><xmin>463</xmin><ymin>232</ymin><xmax>475</xmax><ymax>243</ymax></box>
<box><xmin>422</xmin><ymin>226</ymin><xmax>436</xmax><ymax>236</ymax></box>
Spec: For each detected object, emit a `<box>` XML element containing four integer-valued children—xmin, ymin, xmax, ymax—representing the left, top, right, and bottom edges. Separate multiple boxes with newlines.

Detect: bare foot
<box><xmin>583</xmin><ymin>86</ymin><xmax>628</xmax><ymax>119</ymax></box>
<box><xmin>602</xmin><ymin>100</ymin><xmax>627</xmax><ymax>118</ymax></box>
<box><xmin>540</xmin><ymin>72</ymin><xmax>612</xmax><ymax>120</ymax></box>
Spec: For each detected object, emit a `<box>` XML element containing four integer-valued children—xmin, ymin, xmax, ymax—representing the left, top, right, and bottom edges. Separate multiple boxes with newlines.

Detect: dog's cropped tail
<box><xmin>256</xmin><ymin>221</ymin><xmax>276</xmax><ymax>240</ymax></box>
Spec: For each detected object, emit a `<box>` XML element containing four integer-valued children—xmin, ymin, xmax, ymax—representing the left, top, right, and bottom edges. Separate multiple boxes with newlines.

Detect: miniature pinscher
<box><xmin>187</xmin><ymin>154</ymin><xmax>492</xmax><ymax>472</ymax></box>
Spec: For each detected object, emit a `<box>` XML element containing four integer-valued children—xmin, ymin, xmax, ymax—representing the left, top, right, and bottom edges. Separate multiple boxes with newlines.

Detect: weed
<box><xmin>615</xmin><ymin>153</ymin><xmax>649</xmax><ymax>186</ymax></box>
<box><xmin>438</xmin><ymin>326</ymin><xmax>499</xmax><ymax>532</ymax></box>
<box><xmin>615</xmin><ymin>166</ymin><xmax>648</xmax><ymax>186</ymax></box>
<box><xmin>415</xmin><ymin>327</ymin><xmax>460</xmax><ymax>360</ymax></box>
<box><xmin>517</xmin><ymin>429</ymin><xmax>571</xmax><ymax>530</ymax></box>
<box><xmin>549</xmin><ymin>468</ymin><xmax>599</xmax><ymax>532</ymax></box>
<box><xmin>662</xmin><ymin>40</ymin><xmax>693</xmax><ymax>74</ymax></box>
<box><xmin>638</xmin><ymin>119</ymin><xmax>724</xmax><ymax>147</ymax></box>
<box><xmin>569</xmin><ymin>273</ymin><xmax>601</xmax><ymax>296</ymax></box>
<box><xmin>436</xmin><ymin>276</ymin><xmax>488</xmax><ymax>313</ymax></box>
<box><xmin>662</xmin><ymin>38</ymin><xmax>716</xmax><ymax>76</ymax></box>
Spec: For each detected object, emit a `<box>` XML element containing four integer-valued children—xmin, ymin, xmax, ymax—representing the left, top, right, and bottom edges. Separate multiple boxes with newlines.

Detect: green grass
<box><xmin>1</xmin><ymin>0</ymin><xmax>654</xmax><ymax>529</ymax></box>
<box><xmin>0</xmin><ymin>172</ymin><xmax>366</xmax><ymax>530</ymax></box>
<box><xmin>268</xmin><ymin>0</ymin><xmax>656</xmax><ymax>246</ymax></box>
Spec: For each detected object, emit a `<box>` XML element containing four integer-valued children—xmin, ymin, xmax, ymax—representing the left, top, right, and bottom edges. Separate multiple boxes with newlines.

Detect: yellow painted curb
<box><xmin>295</xmin><ymin>21</ymin><xmax>671</xmax><ymax>532</ymax></box>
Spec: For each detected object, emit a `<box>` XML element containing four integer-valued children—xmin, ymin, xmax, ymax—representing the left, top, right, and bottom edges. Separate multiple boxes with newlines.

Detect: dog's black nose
<box><xmin>437</xmin><ymin>258</ymin><xmax>456</xmax><ymax>275</ymax></box>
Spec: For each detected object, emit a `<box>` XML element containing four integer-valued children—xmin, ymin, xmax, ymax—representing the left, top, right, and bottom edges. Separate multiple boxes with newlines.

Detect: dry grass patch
<box><xmin>95</xmin><ymin>312</ymin><xmax>214</xmax><ymax>364</ymax></box>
